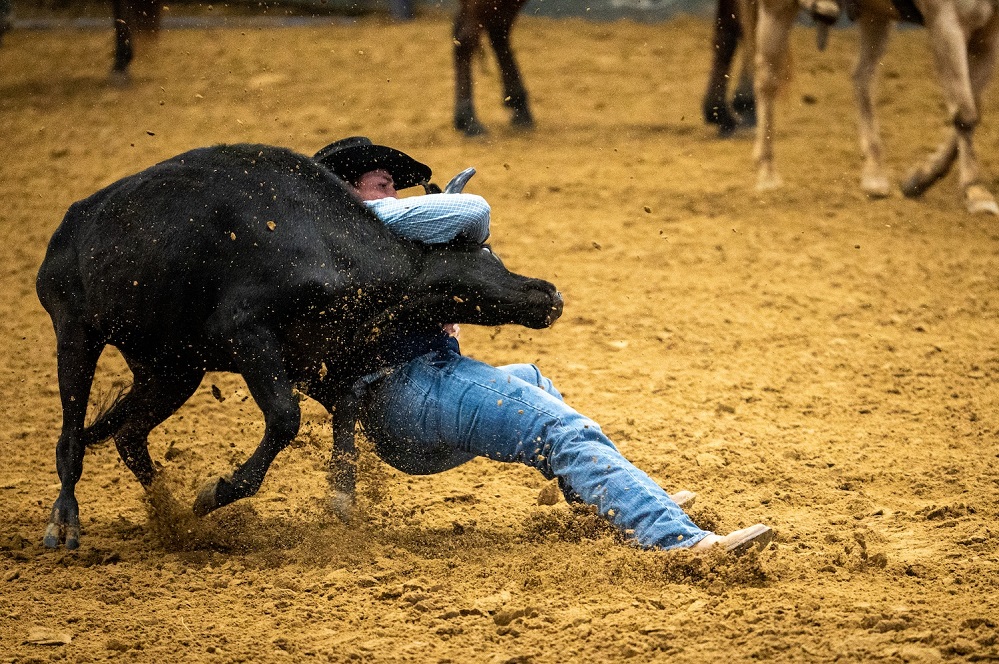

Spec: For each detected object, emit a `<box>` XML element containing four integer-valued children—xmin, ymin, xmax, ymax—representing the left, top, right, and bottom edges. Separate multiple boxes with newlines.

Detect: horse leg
<box><xmin>918</xmin><ymin>4</ymin><xmax>998</xmax><ymax>213</ymax></box>
<box><xmin>852</xmin><ymin>14</ymin><xmax>892</xmax><ymax>198</ymax></box>
<box><xmin>733</xmin><ymin>0</ymin><xmax>759</xmax><ymax>128</ymax></box>
<box><xmin>752</xmin><ymin>0</ymin><xmax>797</xmax><ymax>191</ymax></box>
<box><xmin>44</xmin><ymin>324</ymin><xmax>104</xmax><ymax>549</ymax></box>
<box><xmin>453</xmin><ymin>3</ymin><xmax>487</xmax><ymax>137</ymax></box>
<box><xmin>703</xmin><ymin>0</ymin><xmax>742</xmax><ymax>135</ymax></box>
<box><xmin>111</xmin><ymin>365</ymin><xmax>204</xmax><ymax>487</ymax></box>
<box><xmin>193</xmin><ymin>328</ymin><xmax>301</xmax><ymax>516</ymax></box>
<box><xmin>0</xmin><ymin>0</ymin><xmax>11</xmax><ymax>47</ymax></box>
<box><xmin>900</xmin><ymin>133</ymin><xmax>958</xmax><ymax>198</ymax></box>
<box><xmin>486</xmin><ymin>11</ymin><xmax>534</xmax><ymax>130</ymax></box>
<box><xmin>110</xmin><ymin>0</ymin><xmax>133</xmax><ymax>85</ymax></box>
<box><xmin>960</xmin><ymin>16</ymin><xmax>999</xmax><ymax>213</ymax></box>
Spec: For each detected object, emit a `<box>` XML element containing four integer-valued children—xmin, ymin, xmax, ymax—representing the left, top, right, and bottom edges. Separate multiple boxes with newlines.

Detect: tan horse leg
<box><xmin>900</xmin><ymin>133</ymin><xmax>958</xmax><ymax>198</ymax></box>
<box><xmin>963</xmin><ymin>14</ymin><xmax>999</xmax><ymax>214</ymax></box>
<box><xmin>919</xmin><ymin>3</ymin><xmax>998</xmax><ymax>214</ymax></box>
<box><xmin>852</xmin><ymin>14</ymin><xmax>893</xmax><ymax>198</ymax></box>
<box><xmin>752</xmin><ymin>0</ymin><xmax>798</xmax><ymax>191</ymax></box>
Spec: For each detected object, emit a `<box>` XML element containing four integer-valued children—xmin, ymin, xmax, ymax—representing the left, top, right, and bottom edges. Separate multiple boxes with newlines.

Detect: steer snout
<box><xmin>521</xmin><ymin>280</ymin><xmax>563</xmax><ymax>329</ymax></box>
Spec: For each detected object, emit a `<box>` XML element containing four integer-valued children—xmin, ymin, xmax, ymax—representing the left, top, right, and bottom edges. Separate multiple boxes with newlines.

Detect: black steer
<box><xmin>36</xmin><ymin>143</ymin><xmax>563</xmax><ymax>549</ymax></box>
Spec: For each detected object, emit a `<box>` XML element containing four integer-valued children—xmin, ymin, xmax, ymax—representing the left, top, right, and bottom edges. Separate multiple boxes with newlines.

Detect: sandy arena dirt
<box><xmin>1</xmin><ymin>9</ymin><xmax>998</xmax><ymax>663</ymax></box>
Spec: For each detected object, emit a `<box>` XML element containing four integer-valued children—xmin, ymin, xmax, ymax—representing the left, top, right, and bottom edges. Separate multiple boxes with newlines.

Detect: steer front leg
<box><xmin>193</xmin><ymin>328</ymin><xmax>301</xmax><ymax>516</ymax></box>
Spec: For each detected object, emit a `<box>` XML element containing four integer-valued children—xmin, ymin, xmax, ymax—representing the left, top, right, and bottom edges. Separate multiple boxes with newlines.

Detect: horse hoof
<box><xmin>861</xmin><ymin>176</ymin><xmax>891</xmax><ymax>199</ymax></box>
<box><xmin>966</xmin><ymin>185</ymin><xmax>999</xmax><ymax>215</ymax></box>
<box><xmin>901</xmin><ymin>170</ymin><xmax>931</xmax><ymax>198</ymax></box>
<box><xmin>717</xmin><ymin>121</ymin><xmax>740</xmax><ymax>138</ymax></box>
<box><xmin>511</xmin><ymin>117</ymin><xmax>535</xmax><ymax>132</ymax></box>
<box><xmin>756</xmin><ymin>171</ymin><xmax>783</xmax><ymax>191</ymax></box>
<box><xmin>455</xmin><ymin>117</ymin><xmax>488</xmax><ymax>138</ymax></box>
<box><xmin>108</xmin><ymin>70</ymin><xmax>132</xmax><ymax>88</ymax></box>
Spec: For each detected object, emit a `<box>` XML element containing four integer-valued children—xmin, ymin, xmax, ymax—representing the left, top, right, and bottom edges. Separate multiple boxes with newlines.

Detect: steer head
<box><xmin>416</xmin><ymin>240</ymin><xmax>563</xmax><ymax>329</ymax></box>
<box><xmin>365</xmin><ymin>240</ymin><xmax>562</xmax><ymax>336</ymax></box>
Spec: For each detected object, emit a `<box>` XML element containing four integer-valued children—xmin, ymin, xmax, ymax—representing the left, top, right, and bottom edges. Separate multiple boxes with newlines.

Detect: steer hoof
<box><xmin>193</xmin><ymin>476</ymin><xmax>229</xmax><ymax>517</ymax></box>
<box><xmin>329</xmin><ymin>491</ymin><xmax>356</xmax><ymax>523</ymax></box>
<box><xmin>43</xmin><ymin>521</ymin><xmax>80</xmax><ymax>550</ymax></box>
<box><xmin>965</xmin><ymin>185</ymin><xmax>999</xmax><ymax>215</ymax></box>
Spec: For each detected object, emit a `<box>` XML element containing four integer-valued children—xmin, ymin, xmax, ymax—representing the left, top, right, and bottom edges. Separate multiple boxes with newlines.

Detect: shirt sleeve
<box><xmin>365</xmin><ymin>193</ymin><xmax>490</xmax><ymax>244</ymax></box>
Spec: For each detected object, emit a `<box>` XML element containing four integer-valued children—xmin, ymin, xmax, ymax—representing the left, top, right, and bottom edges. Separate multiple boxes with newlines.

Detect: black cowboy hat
<box><xmin>314</xmin><ymin>136</ymin><xmax>432</xmax><ymax>190</ymax></box>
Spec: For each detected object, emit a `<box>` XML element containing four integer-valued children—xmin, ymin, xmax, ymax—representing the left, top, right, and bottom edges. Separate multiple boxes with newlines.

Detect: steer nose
<box><xmin>548</xmin><ymin>290</ymin><xmax>564</xmax><ymax>324</ymax></box>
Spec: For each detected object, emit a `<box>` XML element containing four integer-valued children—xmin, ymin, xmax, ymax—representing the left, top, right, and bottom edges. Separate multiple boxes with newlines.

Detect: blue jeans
<box><xmin>359</xmin><ymin>350</ymin><xmax>711</xmax><ymax>550</ymax></box>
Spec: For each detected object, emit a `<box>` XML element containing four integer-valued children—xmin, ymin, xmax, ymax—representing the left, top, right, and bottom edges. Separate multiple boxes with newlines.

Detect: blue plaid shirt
<box><xmin>362</xmin><ymin>192</ymin><xmax>490</xmax><ymax>366</ymax></box>
<box><xmin>365</xmin><ymin>193</ymin><xmax>490</xmax><ymax>244</ymax></box>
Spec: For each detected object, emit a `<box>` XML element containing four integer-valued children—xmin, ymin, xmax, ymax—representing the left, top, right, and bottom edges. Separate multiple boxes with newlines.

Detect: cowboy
<box><xmin>313</xmin><ymin>137</ymin><xmax>775</xmax><ymax>555</ymax></box>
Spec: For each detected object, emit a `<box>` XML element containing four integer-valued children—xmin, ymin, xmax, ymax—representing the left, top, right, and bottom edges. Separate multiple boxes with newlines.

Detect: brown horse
<box><xmin>746</xmin><ymin>0</ymin><xmax>999</xmax><ymax>214</ymax></box>
<box><xmin>452</xmin><ymin>0</ymin><xmax>534</xmax><ymax>137</ymax></box>
<box><xmin>702</xmin><ymin>0</ymin><xmax>758</xmax><ymax>136</ymax></box>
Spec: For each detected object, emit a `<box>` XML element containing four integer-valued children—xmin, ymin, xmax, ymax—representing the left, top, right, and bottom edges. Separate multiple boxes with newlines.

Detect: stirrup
<box><xmin>802</xmin><ymin>0</ymin><xmax>840</xmax><ymax>24</ymax></box>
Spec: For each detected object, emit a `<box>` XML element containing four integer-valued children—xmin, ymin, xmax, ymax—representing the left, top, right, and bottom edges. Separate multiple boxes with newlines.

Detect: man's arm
<box><xmin>366</xmin><ymin>193</ymin><xmax>490</xmax><ymax>244</ymax></box>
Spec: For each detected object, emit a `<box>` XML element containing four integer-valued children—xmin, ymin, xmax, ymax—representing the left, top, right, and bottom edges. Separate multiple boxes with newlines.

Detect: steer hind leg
<box><xmin>45</xmin><ymin>324</ymin><xmax>104</xmax><ymax>549</ymax></box>
<box><xmin>193</xmin><ymin>329</ymin><xmax>301</xmax><ymax>516</ymax></box>
<box><xmin>111</xmin><ymin>365</ymin><xmax>204</xmax><ymax>487</ymax></box>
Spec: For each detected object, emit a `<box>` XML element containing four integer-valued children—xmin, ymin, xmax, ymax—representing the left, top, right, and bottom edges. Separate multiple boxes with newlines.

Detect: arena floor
<box><xmin>1</xmin><ymin>11</ymin><xmax>998</xmax><ymax>662</ymax></box>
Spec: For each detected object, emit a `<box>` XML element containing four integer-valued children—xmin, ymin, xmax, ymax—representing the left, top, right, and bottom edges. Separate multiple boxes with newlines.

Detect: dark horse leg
<box><xmin>703</xmin><ymin>0</ymin><xmax>744</xmax><ymax>136</ymax></box>
<box><xmin>111</xmin><ymin>0</ymin><xmax>135</xmax><ymax>82</ymax></box>
<box><xmin>485</xmin><ymin>0</ymin><xmax>533</xmax><ymax>130</ymax></box>
<box><xmin>0</xmin><ymin>0</ymin><xmax>11</xmax><ymax>47</ymax></box>
<box><xmin>453</xmin><ymin>0</ymin><xmax>487</xmax><ymax>136</ymax></box>
<box><xmin>453</xmin><ymin>0</ymin><xmax>531</xmax><ymax>136</ymax></box>
<box><xmin>193</xmin><ymin>325</ymin><xmax>301</xmax><ymax>516</ymax></box>
<box><xmin>109</xmin><ymin>0</ymin><xmax>162</xmax><ymax>84</ymax></box>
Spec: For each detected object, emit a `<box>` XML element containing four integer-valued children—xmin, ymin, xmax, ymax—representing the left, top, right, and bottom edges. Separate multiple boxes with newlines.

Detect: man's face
<box><xmin>353</xmin><ymin>169</ymin><xmax>398</xmax><ymax>201</ymax></box>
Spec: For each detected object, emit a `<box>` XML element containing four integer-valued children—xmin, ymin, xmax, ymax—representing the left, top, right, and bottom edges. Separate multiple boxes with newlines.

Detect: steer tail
<box><xmin>82</xmin><ymin>383</ymin><xmax>132</xmax><ymax>446</ymax></box>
